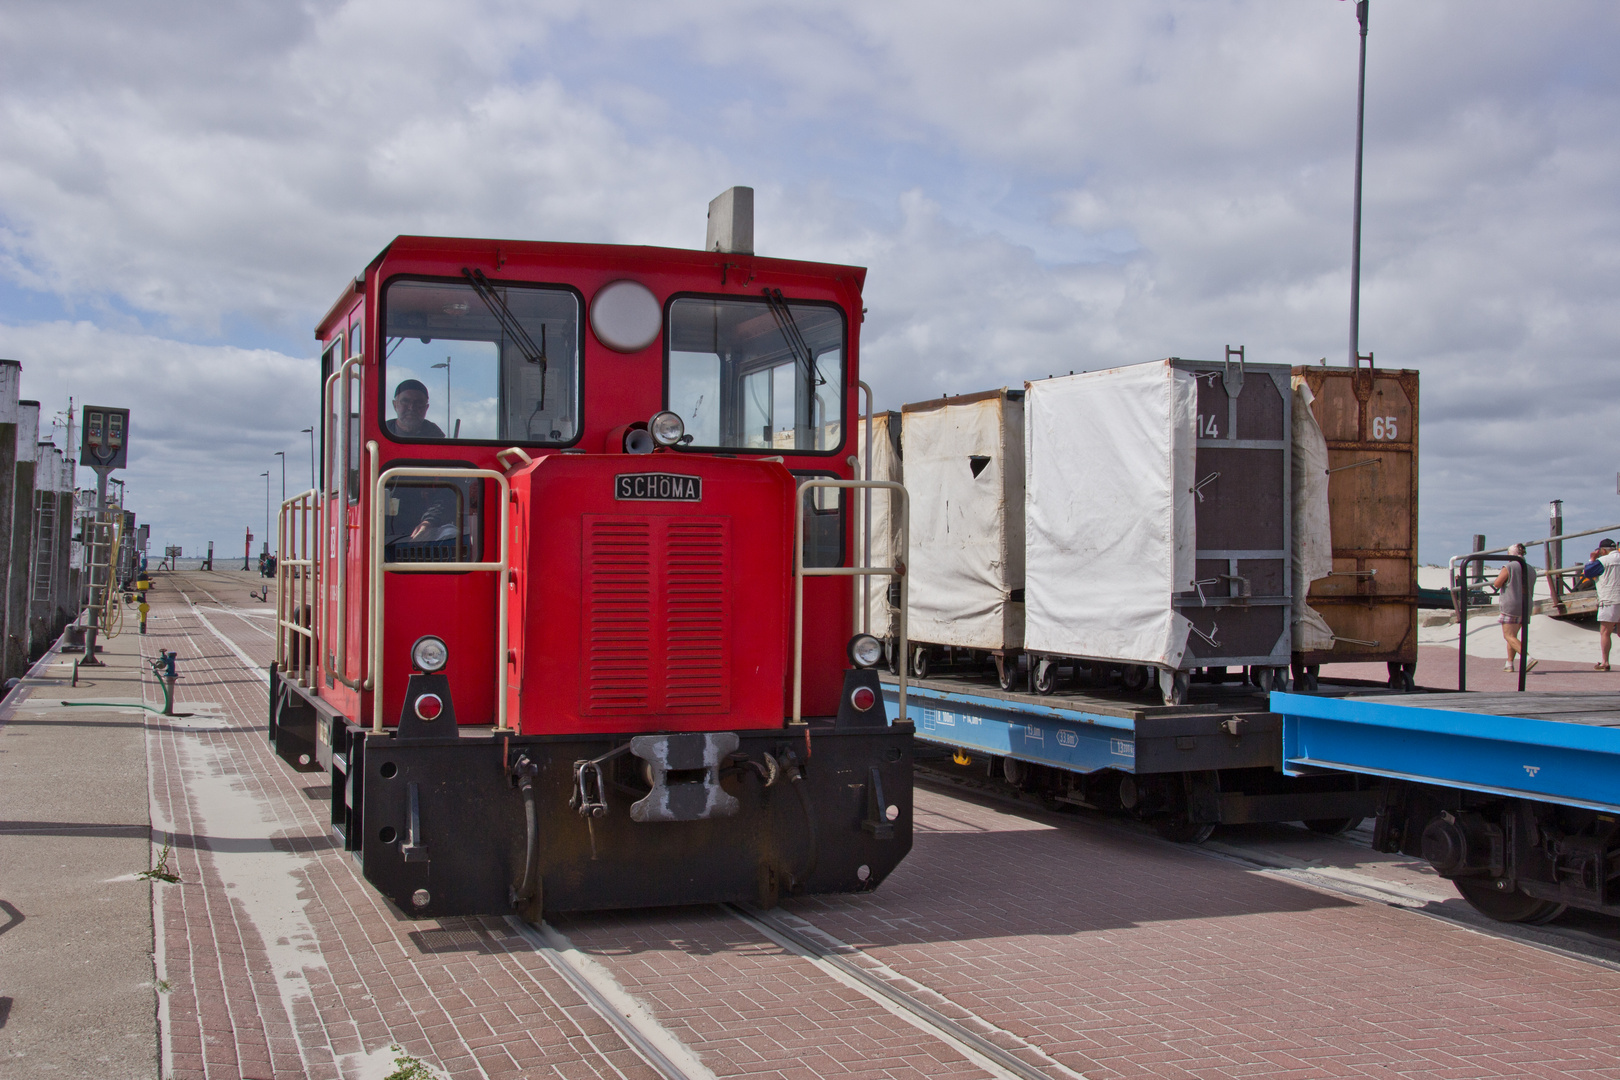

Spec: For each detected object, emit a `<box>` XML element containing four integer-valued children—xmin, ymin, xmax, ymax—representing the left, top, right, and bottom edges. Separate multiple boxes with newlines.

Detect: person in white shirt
<box><xmin>1583</xmin><ymin>538</ymin><xmax>1620</xmax><ymax>671</ymax></box>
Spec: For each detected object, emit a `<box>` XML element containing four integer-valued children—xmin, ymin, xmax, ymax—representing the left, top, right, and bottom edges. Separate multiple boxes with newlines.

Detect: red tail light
<box><xmin>850</xmin><ymin>686</ymin><xmax>876</xmax><ymax>712</ymax></box>
<box><xmin>414</xmin><ymin>693</ymin><xmax>444</xmax><ymax>720</ymax></box>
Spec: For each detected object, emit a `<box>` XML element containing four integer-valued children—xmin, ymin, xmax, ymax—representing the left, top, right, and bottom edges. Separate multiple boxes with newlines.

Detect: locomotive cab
<box><xmin>270</xmin><ymin>205</ymin><xmax>913</xmax><ymax>919</ymax></box>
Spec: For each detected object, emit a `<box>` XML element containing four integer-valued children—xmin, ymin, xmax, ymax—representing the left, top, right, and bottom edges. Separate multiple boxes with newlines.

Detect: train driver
<box><xmin>385</xmin><ymin>379</ymin><xmax>454</xmax><ymax>546</ymax></box>
<box><xmin>387</xmin><ymin>379</ymin><xmax>446</xmax><ymax>439</ymax></box>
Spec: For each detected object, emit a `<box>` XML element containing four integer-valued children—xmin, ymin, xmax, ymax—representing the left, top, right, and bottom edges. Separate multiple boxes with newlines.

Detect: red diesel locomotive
<box><xmin>271</xmin><ymin>196</ymin><xmax>913</xmax><ymax>918</ymax></box>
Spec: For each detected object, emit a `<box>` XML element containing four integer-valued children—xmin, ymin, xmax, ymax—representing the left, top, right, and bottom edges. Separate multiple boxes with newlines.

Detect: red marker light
<box><xmin>851</xmin><ymin>686</ymin><xmax>876</xmax><ymax>712</ymax></box>
<box><xmin>414</xmin><ymin>694</ymin><xmax>443</xmax><ymax>721</ymax></box>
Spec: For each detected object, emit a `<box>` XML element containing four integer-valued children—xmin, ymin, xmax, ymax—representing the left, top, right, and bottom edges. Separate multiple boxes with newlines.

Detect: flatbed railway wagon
<box><xmin>1275</xmin><ymin>689</ymin><xmax>1620</xmax><ymax>923</ymax></box>
<box><xmin>884</xmin><ymin>671</ymin><xmax>1380</xmax><ymax>842</ymax></box>
<box><xmin>268</xmin><ymin>192</ymin><xmax>916</xmax><ymax>919</ymax></box>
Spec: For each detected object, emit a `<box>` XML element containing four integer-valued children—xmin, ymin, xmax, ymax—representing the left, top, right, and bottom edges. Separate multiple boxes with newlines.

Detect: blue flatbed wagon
<box><xmin>882</xmin><ymin>671</ymin><xmax>1381</xmax><ymax>842</ymax></box>
<box><xmin>1272</xmin><ymin>690</ymin><xmax>1620</xmax><ymax>923</ymax></box>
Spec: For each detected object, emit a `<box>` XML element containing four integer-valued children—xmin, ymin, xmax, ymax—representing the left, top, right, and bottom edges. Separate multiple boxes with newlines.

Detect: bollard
<box><xmin>149</xmin><ymin>650</ymin><xmax>180</xmax><ymax>715</ymax></box>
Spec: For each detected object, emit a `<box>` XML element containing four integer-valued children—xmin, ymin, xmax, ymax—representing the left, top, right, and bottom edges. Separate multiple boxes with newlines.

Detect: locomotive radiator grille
<box><xmin>584</xmin><ymin>516</ymin><xmax>732</xmax><ymax>716</ymax></box>
<box><xmin>585</xmin><ymin>520</ymin><xmax>653</xmax><ymax>710</ymax></box>
<box><xmin>665</xmin><ymin>519</ymin><xmax>728</xmax><ymax>710</ymax></box>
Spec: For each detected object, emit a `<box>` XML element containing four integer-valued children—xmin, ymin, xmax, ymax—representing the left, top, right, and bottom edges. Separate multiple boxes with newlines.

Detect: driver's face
<box><xmin>394</xmin><ymin>390</ymin><xmax>430</xmax><ymax>431</ymax></box>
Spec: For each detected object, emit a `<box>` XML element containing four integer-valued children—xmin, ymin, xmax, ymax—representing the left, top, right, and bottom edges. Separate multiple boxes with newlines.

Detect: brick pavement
<box><xmin>148</xmin><ymin>568</ymin><xmax>1620</xmax><ymax>1080</ymax></box>
<box><xmin>790</xmin><ymin>792</ymin><xmax>1620</xmax><ymax>1080</ymax></box>
<box><xmin>143</xmin><ymin>571</ymin><xmax>664</xmax><ymax>1080</ymax></box>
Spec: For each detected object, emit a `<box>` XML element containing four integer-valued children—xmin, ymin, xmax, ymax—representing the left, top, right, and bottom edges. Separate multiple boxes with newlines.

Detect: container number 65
<box><xmin>1371</xmin><ymin>415</ymin><xmax>1399</xmax><ymax>440</ymax></box>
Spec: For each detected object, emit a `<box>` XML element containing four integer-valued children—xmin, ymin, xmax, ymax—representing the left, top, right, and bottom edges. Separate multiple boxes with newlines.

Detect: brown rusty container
<box><xmin>1292</xmin><ymin>365</ymin><xmax>1419</xmax><ymax>686</ymax></box>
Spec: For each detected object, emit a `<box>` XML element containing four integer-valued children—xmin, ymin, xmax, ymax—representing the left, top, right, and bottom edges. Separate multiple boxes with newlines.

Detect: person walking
<box><xmin>1494</xmin><ymin>543</ymin><xmax>1537</xmax><ymax>674</ymax></box>
<box><xmin>1584</xmin><ymin>538</ymin><xmax>1620</xmax><ymax>671</ymax></box>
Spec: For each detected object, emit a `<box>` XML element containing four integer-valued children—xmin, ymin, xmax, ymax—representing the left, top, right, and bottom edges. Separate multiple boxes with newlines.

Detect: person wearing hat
<box><xmin>386</xmin><ymin>379</ymin><xmax>446</xmax><ymax>439</ymax></box>
<box><xmin>1584</xmin><ymin>538</ymin><xmax>1620</xmax><ymax>670</ymax></box>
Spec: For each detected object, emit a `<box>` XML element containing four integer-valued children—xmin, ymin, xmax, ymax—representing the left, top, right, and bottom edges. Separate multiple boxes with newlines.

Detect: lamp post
<box><xmin>301</xmin><ymin>426</ymin><xmax>315</xmax><ymax>492</ymax></box>
<box><xmin>275</xmin><ymin>450</ymin><xmax>286</xmax><ymax>503</ymax></box>
<box><xmin>1347</xmin><ymin>0</ymin><xmax>1371</xmax><ymax>368</ymax></box>
<box><xmin>260</xmin><ymin>470</ymin><xmax>270</xmax><ymax>557</ymax></box>
<box><xmin>432</xmin><ymin>357</ymin><xmax>451</xmax><ymax>433</ymax></box>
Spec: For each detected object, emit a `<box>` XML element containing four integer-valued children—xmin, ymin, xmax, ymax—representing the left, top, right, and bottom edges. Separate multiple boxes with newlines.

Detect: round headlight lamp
<box><xmin>847</xmin><ymin>633</ymin><xmax>884</xmax><ymax>669</ymax></box>
<box><xmin>411</xmin><ymin>635</ymin><xmax>449</xmax><ymax>673</ymax></box>
<box><xmin>649</xmin><ymin>410</ymin><xmax>686</xmax><ymax>447</ymax></box>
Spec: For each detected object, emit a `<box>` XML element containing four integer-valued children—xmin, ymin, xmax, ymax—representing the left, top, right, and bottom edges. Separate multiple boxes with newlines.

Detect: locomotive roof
<box><xmin>316</xmin><ymin>234</ymin><xmax>867</xmax><ymax>341</ymax></box>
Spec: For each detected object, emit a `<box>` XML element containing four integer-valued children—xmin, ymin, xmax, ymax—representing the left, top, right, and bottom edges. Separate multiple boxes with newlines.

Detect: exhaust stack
<box><xmin>705</xmin><ymin>187</ymin><xmax>754</xmax><ymax>255</ymax></box>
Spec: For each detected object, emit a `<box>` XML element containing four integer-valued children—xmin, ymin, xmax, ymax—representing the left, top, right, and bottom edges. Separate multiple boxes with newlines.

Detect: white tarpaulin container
<box><xmin>1024</xmin><ymin>362</ymin><xmax>1197</xmax><ymax>669</ymax></box>
<box><xmin>1290</xmin><ymin>377</ymin><xmax>1335</xmax><ymax>652</ymax></box>
<box><xmin>855</xmin><ymin>411</ymin><xmax>904</xmax><ymax>640</ymax></box>
<box><xmin>902</xmin><ymin>390</ymin><xmax>1024</xmax><ymax>651</ymax></box>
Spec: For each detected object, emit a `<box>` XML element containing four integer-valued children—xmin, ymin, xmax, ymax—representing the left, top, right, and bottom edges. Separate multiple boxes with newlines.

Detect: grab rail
<box><xmin>1450</xmin><ymin>552</ymin><xmax>1530</xmax><ymax>693</ymax></box>
<box><xmin>369</xmin><ymin>465</ymin><xmax>512</xmax><ymax>733</ymax></box>
<box><xmin>791</xmin><ymin>477</ymin><xmax>909</xmax><ymax>725</ymax></box>
<box><xmin>275</xmin><ymin>488</ymin><xmax>320</xmax><ymax>687</ymax></box>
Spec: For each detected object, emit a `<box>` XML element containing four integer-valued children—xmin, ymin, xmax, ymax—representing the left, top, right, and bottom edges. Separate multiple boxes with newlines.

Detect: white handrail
<box><xmin>792</xmin><ymin>477</ymin><xmax>909</xmax><ymax>725</ymax></box>
<box><xmin>370</xmin><ymin>465</ymin><xmax>512</xmax><ymax>733</ymax></box>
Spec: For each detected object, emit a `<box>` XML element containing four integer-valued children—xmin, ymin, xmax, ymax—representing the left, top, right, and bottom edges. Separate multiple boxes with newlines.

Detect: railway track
<box><xmin>147</xmin><ymin>568</ymin><xmax>1620</xmax><ymax>1080</ymax></box>
<box><xmin>916</xmin><ymin>764</ymin><xmax>1620</xmax><ymax>974</ymax></box>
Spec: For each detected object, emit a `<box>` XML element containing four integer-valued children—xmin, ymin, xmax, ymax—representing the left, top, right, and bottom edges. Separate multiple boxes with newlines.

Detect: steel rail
<box><xmin>725</xmin><ymin>904</ymin><xmax>1082</xmax><ymax>1080</ymax></box>
<box><xmin>505</xmin><ymin>918</ymin><xmax>704</xmax><ymax>1080</ymax></box>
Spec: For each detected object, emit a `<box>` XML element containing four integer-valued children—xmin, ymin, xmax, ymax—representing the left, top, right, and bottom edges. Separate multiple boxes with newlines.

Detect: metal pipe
<box><xmin>331</xmin><ymin>358</ymin><xmax>361</xmax><ymax>686</ymax></box>
<box><xmin>858</xmin><ymin>380</ymin><xmax>874</xmax><ymax>637</ymax></box>
<box><xmin>1450</xmin><ymin>552</ymin><xmax>1530</xmax><ymax>692</ymax></box>
<box><xmin>1347</xmin><ymin>0</ymin><xmax>1370</xmax><ymax>368</ymax></box>
<box><xmin>1471</xmin><ymin>521</ymin><xmax>1620</xmax><ymax>557</ymax></box>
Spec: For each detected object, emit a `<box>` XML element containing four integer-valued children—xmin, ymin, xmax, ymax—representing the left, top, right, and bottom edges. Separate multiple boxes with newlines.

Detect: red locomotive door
<box><xmin>321</xmin><ymin>343</ymin><xmax>370</xmax><ymax>714</ymax></box>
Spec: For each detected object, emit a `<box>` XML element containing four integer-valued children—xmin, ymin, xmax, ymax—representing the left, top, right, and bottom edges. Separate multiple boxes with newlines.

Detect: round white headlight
<box><xmin>590</xmin><ymin>279</ymin><xmax>661</xmax><ymax>353</ymax></box>
<box><xmin>649</xmin><ymin>410</ymin><xmax>686</xmax><ymax>447</ymax></box>
<box><xmin>411</xmin><ymin>635</ymin><xmax>448</xmax><ymax>673</ymax></box>
<box><xmin>847</xmin><ymin>634</ymin><xmax>884</xmax><ymax>669</ymax></box>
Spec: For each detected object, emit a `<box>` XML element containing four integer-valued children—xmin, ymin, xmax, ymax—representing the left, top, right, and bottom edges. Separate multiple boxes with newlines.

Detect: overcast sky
<box><xmin>2</xmin><ymin>1</ymin><xmax>1616</xmax><ymax>562</ymax></box>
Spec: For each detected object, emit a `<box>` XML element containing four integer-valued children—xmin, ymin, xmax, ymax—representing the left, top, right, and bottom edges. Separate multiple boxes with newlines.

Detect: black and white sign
<box><xmin>615</xmin><ymin>473</ymin><xmax>702</xmax><ymax>502</ymax></box>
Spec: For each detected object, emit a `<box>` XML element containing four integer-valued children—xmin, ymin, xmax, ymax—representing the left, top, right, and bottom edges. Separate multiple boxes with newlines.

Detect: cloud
<box><xmin>0</xmin><ymin>0</ymin><xmax>1616</xmax><ymax>561</ymax></box>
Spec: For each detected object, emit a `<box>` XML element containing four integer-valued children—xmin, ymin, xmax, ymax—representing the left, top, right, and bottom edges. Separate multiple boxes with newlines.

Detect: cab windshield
<box><xmin>666</xmin><ymin>295</ymin><xmax>845</xmax><ymax>453</ymax></box>
<box><xmin>382</xmin><ymin>277</ymin><xmax>581</xmax><ymax>444</ymax></box>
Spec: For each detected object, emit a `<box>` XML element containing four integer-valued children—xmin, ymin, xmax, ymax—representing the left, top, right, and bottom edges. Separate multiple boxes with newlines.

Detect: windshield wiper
<box><xmin>462</xmin><ymin>267</ymin><xmax>548</xmax><ymax>408</ymax></box>
<box><xmin>763</xmin><ymin>288</ymin><xmax>823</xmax><ymax>386</ymax></box>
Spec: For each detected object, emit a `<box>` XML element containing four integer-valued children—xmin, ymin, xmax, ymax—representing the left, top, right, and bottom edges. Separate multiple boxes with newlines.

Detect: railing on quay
<box><xmin>1450</xmin><ymin>551</ymin><xmax>1531</xmax><ymax>693</ymax></box>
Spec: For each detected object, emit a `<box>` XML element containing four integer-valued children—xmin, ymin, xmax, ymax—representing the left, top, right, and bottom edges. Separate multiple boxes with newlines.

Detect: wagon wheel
<box><xmin>1454</xmin><ymin>879</ymin><xmax>1567</xmax><ymax>925</ymax></box>
<box><xmin>1032</xmin><ymin>657</ymin><xmax>1057</xmax><ymax>695</ymax></box>
<box><xmin>1120</xmin><ymin>664</ymin><xmax>1151</xmax><ymax>693</ymax></box>
<box><xmin>1303</xmin><ymin>816</ymin><xmax>1364</xmax><ymax>836</ymax></box>
<box><xmin>910</xmin><ymin>645</ymin><xmax>929</xmax><ymax>679</ymax></box>
<box><xmin>995</xmin><ymin>653</ymin><xmax>1018</xmax><ymax>692</ymax></box>
<box><xmin>1154</xmin><ymin>815</ymin><xmax>1216</xmax><ymax>844</ymax></box>
<box><xmin>1158</xmin><ymin>669</ymin><xmax>1190</xmax><ymax>706</ymax></box>
<box><xmin>1253</xmin><ymin>666</ymin><xmax>1276</xmax><ymax>693</ymax></box>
